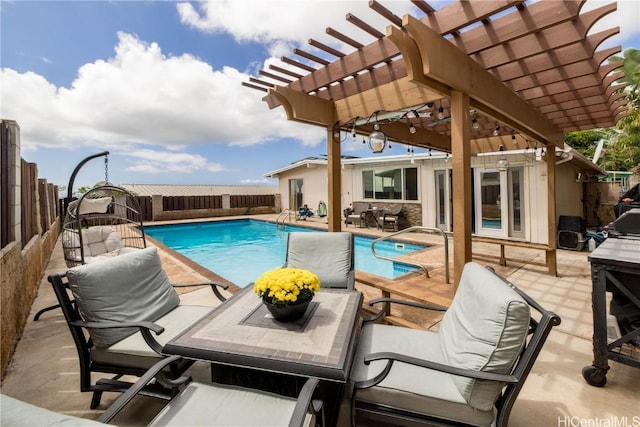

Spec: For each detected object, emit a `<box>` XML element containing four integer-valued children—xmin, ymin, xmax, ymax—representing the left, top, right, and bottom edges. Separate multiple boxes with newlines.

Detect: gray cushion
<box><xmin>284</xmin><ymin>232</ymin><xmax>354</xmax><ymax>289</ymax></box>
<box><xmin>0</xmin><ymin>394</ymin><xmax>106</xmax><ymax>426</ymax></box>
<box><xmin>90</xmin><ymin>305</ymin><xmax>212</xmax><ymax>368</ymax></box>
<box><xmin>67</xmin><ymin>247</ymin><xmax>180</xmax><ymax>348</ymax></box>
<box><xmin>148</xmin><ymin>382</ymin><xmax>314</xmax><ymax>427</ymax></box>
<box><xmin>440</xmin><ymin>262</ymin><xmax>530</xmax><ymax>411</ymax></box>
<box><xmin>351</xmin><ymin>323</ymin><xmax>496</xmax><ymax>426</ymax></box>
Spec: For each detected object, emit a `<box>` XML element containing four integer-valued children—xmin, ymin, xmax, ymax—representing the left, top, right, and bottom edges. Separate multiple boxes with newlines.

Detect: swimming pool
<box><xmin>145</xmin><ymin>219</ymin><xmax>426</xmax><ymax>286</ymax></box>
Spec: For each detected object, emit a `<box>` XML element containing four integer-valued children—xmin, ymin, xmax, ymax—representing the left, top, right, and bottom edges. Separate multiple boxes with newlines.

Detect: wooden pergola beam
<box><xmin>369</xmin><ymin>0</ymin><xmax>402</xmax><ymax>26</ymax></box>
<box><xmin>449</xmin><ymin>1</ymin><xmax>584</xmax><ymax>54</ymax></box>
<box><xmin>471</xmin><ymin>4</ymin><xmax>616</xmax><ymax>70</ymax></box>
<box><xmin>264</xmin><ymin>86</ymin><xmax>335</xmax><ymax>127</ymax></box>
<box><xmin>346</xmin><ymin>13</ymin><xmax>385</xmax><ymax>39</ymax></box>
<box><xmin>269</xmin><ymin>64</ymin><xmax>303</xmax><ymax>80</ymax></box>
<box><xmin>400</xmin><ymin>14</ymin><xmax>563</xmax><ymax>145</ymax></box>
<box><xmin>308</xmin><ymin>39</ymin><xmax>345</xmax><ymax>58</ymax></box>
<box><xmin>325</xmin><ymin>27</ymin><xmax>364</xmax><ymax>49</ymax></box>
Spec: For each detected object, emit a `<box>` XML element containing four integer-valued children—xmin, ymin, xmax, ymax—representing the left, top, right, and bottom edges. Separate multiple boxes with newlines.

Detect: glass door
<box><xmin>435</xmin><ymin>170</ymin><xmax>452</xmax><ymax>231</ymax></box>
<box><xmin>508</xmin><ymin>167</ymin><xmax>525</xmax><ymax>239</ymax></box>
<box><xmin>474</xmin><ymin>169</ymin><xmax>507</xmax><ymax>237</ymax></box>
<box><xmin>289</xmin><ymin>179</ymin><xmax>303</xmax><ymax>211</ymax></box>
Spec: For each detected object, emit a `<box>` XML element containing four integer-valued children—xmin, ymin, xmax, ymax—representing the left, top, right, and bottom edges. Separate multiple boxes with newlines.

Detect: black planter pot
<box><xmin>263</xmin><ymin>298</ymin><xmax>311</xmax><ymax>322</ymax></box>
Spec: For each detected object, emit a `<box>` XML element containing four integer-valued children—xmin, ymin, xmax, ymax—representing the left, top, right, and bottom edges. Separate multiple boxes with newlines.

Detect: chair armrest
<box><xmin>354</xmin><ymin>351</ymin><xmax>518</xmax><ymax>390</ymax></box>
<box><xmin>69</xmin><ymin>319</ymin><xmax>165</xmax><ymax>354</ymax></box>
<box><xmin>97</xmin><ymin>355</ymin><xmax>189</xmax><ymax>424</ymax></box>
<box><xmin>364</xmin><ymin>297</ymin><xmax>447</xmax><ymax>323</ymax></box>
<box><xmin>172</xmin><ymin>282</ymin><xmax>228</xmax><ymax>301</ymax></box>
<box><xmin>288</xmin><ymin>377</ymin><xmax>323</xmax><ymax>427</ymax></box>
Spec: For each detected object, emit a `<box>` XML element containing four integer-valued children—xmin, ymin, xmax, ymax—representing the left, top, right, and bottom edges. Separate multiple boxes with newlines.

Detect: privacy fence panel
<box><xmin>20</xmin><ymin>160</ymin><xmax>38</xmax><ymax>248</ymax></box>
<box><xmin>163</xmin><ymin>195</ymin><xmax>222</xmax><ymax>211</ymax></box>
<box><xmin>230</xmin><ymin>195</ymin><xmax>275</xmax><ymax>208</ymax></box>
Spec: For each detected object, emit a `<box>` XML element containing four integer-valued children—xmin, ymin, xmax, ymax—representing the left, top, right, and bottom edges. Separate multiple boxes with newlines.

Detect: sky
<box><xmin>2</xmin><ymin>0</ymin><xmax>639</xmax><ymax>192</ymax></box>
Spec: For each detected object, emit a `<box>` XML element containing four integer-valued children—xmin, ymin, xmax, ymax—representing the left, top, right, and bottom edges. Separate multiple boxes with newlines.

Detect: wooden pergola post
<box><xmin>546</xmin><ymin>149</ymin><xmax>558</xmax><ymax>276</ymax></box>
<box><xmin>450</xmin><ymin>90</ymin><xmax>472</xmax><ymax>289</ymax></box>
<box><xmin>326</xmin><ymin>123</ymin><xmax>341</xmax><ymax>232</ymax></box>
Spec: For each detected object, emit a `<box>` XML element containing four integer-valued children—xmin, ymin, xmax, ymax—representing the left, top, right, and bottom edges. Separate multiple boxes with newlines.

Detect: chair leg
<box><xmin>90</xmin><ymin>391</ymin><xmax>103</xmax><ymax>409</ymax></box>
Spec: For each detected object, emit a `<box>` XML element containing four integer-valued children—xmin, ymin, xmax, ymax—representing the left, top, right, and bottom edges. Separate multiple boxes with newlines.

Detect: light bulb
<box><xmin>493</xmin><ymin>124</ymin><xmax>500</xmax><ymax>136</ymax></box>
<box><xmin>437</xmin><ymin>106</ymin><xmax>444</xmax><ymax>120</ymax></box>
<box><xmin>409</xmin><ymin>123</ymin><xmax>416</xmax><ymax>134</ymax></box>
<box><xmin>472</xmin><ymin>117</ymin><xmax>480</xmax><ymax>130</ymax></box>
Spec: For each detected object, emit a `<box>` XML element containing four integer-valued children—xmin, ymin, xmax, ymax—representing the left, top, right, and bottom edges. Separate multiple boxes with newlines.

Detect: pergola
<box><xmin>243</xmin><ymin>0</ymin><xmax>625</xmax><ymax>287</ymax></box>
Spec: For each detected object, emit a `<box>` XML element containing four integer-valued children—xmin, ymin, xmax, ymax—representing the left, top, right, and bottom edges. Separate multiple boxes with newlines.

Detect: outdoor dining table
<box><xmin>163</xmin><ymin>286</ymin><xmax>363</xmax><ymax>427</ymax></box>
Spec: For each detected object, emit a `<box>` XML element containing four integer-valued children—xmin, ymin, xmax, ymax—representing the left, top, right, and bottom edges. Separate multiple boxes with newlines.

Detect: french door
<box><xmin>473</xmin><ymin>167</ymin><xmax>525</xmax><ymax>238</ymax></box>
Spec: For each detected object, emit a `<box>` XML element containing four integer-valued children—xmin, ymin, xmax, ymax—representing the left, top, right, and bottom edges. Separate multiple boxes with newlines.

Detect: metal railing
<box><xmin>275</xmin><ymin>209</ymin><xmax>293</xmax><ymax>228</ymax></box>
<box><xmin>371</xmin><ymin>226</ymin><xmax>451</xmax><ymax>284</ymax></box>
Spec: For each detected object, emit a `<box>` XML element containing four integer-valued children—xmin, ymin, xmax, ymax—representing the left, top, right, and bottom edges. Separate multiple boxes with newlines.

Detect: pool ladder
<box><xmin>371</xmin><ymin>226</ymin><xmax>451</xmax><ymax>284</ymax></box>
<box><xmin>276</xmin><ymin>209</ymin><xmax>294</xmax><ymax>228</ymax></box>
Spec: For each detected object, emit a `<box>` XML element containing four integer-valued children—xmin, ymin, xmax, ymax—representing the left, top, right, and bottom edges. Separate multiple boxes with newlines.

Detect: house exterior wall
<box><xmin>278</xmin><ymin>166</ymin><xmax>328</xmax><ymax>212</ymax></box>
<box><xmin>272</xmin><ymin>153</ymin><xmax>592</xmax><ymax>245</ymax></box>
<box><xmin>555</xmin><ymin>163</ymin><xmax>584</xmax><ymax>219</ymax></box>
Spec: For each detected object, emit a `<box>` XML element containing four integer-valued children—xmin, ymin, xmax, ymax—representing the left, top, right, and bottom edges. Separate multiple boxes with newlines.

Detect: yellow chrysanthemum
<box><xmin>254</xmin><ymin>268</ymin><xmax>320</xmax><ymax>306</ymax></box>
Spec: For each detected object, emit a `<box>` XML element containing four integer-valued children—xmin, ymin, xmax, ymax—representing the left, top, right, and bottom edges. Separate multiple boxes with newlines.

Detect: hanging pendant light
<box><xmin>496</xmin><ymin>144</ymin><xmax>509</xmax><ymax>171</ymax></box>
<box><xmin>368</xmin><ymin>129</ymin><xmax>387</xmax><ymax>153</ymax></box>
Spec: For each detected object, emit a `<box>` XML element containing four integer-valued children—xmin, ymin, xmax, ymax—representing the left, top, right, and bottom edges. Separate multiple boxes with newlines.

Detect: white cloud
<box><xmin>177</xmin><ymin>0</ymin><xmax>417</xmax><ymax>54</ymax></box>
<box><xmin>583</xmin><ymin>0</ymin><xmax>640</xmax><ymax>50</ymax></box>
<box><xmin>121</xmin><ymin>148</ymin><xmax>225</xmax><ymax>174</ymax></box>
<box><xmin>0</xmin><ymin>31</ymin><xmax>326</xmax><ymax>171</ymax></box>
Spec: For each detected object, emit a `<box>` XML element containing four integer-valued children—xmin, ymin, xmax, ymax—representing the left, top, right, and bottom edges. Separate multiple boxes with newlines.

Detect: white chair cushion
<box><xmin>83</xmin><ymin>226</ymin><xmax>124</xmax><ymax>257</ymax></box>
<box><xmin>0</xmin><ymin>394</ymin><xmax>106</xmax><ymax>427</ymax></box>
<box><xmin>285</xmin><ymin>232</ymin><xmax>353</xmax><ymax>289</ymax></box>
<box><xmin>148</xmin><ymin>382</ymin><xmax>314</xmax><ymax>427</ymax></box>
<box><xmin>67</xmin><ymin>247</ymin><xmax>180</xmax><ymax>348</ymax></box>
<box><xmin>77</xmin><ymin>196</ymin><xmax>111</xmax><ymax>214</ymax></box>
<box><xmin>440</xmin><ymin>262</ymin><xmax>530</xmax><ymax>411</ymax></box>
<box><xmin>351</xmin><ymin>323</ymin><xmax>496</xmax><ymax>426</ymax></box>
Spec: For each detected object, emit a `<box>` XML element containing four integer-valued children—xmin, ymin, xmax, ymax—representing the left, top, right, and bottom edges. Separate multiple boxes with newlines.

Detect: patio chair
<box><xmin>350</xmin><ymin>262</ymin><xmax>561</xmax><ymax>427</ymax></box>
<box><xmin>1</xmin><ymin>358</ymin><xmax>323</xmax><ymax>427</ymax></box>
<box><xmin>344</xmin><ymin>202</ymin><xmax>369</xmax><ymax>227</ymax></box>
<box><xmin>284</xmin><ymin>231</ymin><xmax>355</xmax><ymax>289</ymax></box>
<box><xmin>34</xmin><ymin>185</ymin><xmax>147</xmax><ymax>321</ymax></box>
<box><xmin>377</xmin><ymin>204</ymin><xmax>403</xmax><ymax>231</ymax></box>
<box><xmin>48</xmin><ymin>246</ymin><xmax>229</xmax><ymax>409</ymax></box>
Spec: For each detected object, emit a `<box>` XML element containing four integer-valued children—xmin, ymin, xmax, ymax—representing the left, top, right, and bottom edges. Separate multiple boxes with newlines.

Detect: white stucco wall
<box><xmin>271</xmin><ymin>152</ymin><xmax>594</xmax><ymax>245</ymax></box>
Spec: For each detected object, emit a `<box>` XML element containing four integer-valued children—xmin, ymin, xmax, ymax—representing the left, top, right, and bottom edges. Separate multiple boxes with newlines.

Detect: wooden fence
<box><xmin>163</xmin><ymin>195</ymin><xmax>222</xmax><ymax>211</ymax></box>
<box><xmin>20</xmin><ymin>161</ymin><xmax>58</xmax><ymax>248</ymax></box>
<box><xmin>230</xmin><ymin>194</ymin><xmax>275</xmax><ymax>208</ymax></box>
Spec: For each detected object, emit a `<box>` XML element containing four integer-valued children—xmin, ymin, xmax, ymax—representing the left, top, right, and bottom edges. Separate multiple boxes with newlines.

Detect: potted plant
<box><xmin>253</xmin><ymin>268</ymin><xmax>320</xmax><ymax>322</ymax></box>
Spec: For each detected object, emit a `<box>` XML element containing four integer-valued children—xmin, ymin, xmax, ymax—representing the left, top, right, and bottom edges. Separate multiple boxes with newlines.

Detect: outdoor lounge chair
<box><xmin>284</xmin><ymin>231</ymin><xmax>355</xmax><ymax>290</ymax></box>
<box><xmin>48</xmin><ymin>246</ymin><xmax>229</xmax><ymax>409</ymax></box>
<box><xmin>350</xmin><ymin>262</ymin><xmax>561</xmax><ymax>427</ymax></box>
<box><xmin>1</xmin><ymin>357</ymin><xmax>323</xmax><ymax>426</ymax></box>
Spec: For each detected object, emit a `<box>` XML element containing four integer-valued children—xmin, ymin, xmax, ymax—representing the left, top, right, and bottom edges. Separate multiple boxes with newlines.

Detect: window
<box><xmin>362</xmin><ymin>167</ymin><xmax>418</xmax><ymax>201</ymax></box>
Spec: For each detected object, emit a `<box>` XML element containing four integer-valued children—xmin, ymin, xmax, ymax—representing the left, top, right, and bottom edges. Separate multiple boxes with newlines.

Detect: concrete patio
<box><xmin>1</xmin><ymin>215</ymin><xmax>639</xmax><ymax>426</ymax></box>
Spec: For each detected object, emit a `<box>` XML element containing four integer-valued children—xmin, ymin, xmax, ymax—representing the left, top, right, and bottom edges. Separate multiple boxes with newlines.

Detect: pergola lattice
<box><xmin>243</xmin><ymin>0</ymin><xmax>624</xmax><ymax>287</ymax></box>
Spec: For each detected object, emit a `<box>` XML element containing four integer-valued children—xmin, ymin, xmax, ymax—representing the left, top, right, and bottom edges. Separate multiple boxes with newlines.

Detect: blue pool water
<box><xmin>145</xmin><ymin>219</ymin><xmax>426</xmax><ymax>286</ymax></box>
